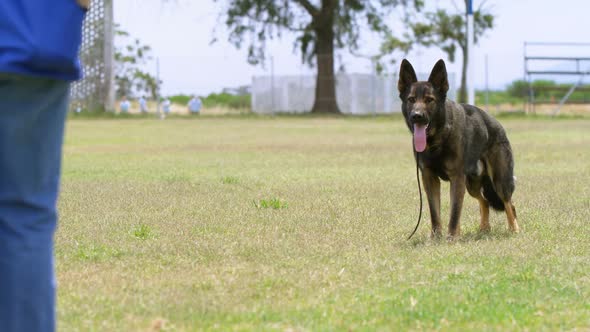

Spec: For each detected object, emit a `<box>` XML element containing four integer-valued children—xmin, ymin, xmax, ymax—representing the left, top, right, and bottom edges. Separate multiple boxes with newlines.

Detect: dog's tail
<box><xmin>482</xmin><ymin>175</ymin><xmax>505</xmax><ymax>211</ymax></box>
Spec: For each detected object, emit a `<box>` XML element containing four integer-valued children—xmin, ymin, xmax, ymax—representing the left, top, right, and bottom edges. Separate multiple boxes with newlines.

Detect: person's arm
<box><xmin>77</xmin><ymin>0</ymin><xmax>90</xmax><ymax>9</ymax></box>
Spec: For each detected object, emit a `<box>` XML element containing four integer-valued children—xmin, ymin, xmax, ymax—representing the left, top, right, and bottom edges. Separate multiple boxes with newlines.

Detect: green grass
<box><xmin>132</xmin><ymin>224</ymin><xmax>154</xmax><ymax>240</ymax></box>
<box><xmin>57</xmin><ymin>115</ymin><xmax>590</xmax><ymax>331</ymax></box>
<box><xmin>254</xmin><ymin>198</ymin><xmax>288</xmax><ymax>209</ymax></box>
<box><xmin>221</xmin><ymin>176</ymin><xmax>240</xmax><ymax>185</ymax></box>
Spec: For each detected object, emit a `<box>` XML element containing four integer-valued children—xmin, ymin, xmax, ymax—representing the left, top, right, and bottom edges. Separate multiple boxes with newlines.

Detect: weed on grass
<box><xmin>221</xmin><ymin>176</ymin><xmax>239</xmax><ymax>184</ymax></box>
<box><xmin>74</xmin><ymin>243</ymin><xmax>123</xmax><ymax>262</ymax></box>
<box><xmin>254</xmin><ymin>198</ymin><xmax>288</xmax><ymax>209</ymax></box>
<box><xmin>132</xmin><ymin>224</ymin><xmax>154</xmax><ymax>240</ymax></box>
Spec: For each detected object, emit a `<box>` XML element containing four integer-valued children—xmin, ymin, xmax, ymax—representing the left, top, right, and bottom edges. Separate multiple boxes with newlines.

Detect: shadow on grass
<box><xmin>406</xmin><ymin>228</ymin><xmax>519</xmax><ymax>247</ymax></box>
<box><xmin>458</xmin><ymin>228</ymin><xmax>518</xmax><ymax>243</ymax></box>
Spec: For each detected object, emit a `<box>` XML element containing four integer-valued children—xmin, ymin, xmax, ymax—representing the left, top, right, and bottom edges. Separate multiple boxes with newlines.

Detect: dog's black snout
<box><xmin>410</xmin><ymin>112</ymin><xmax>425</xmax><ymax>122</ymax></box>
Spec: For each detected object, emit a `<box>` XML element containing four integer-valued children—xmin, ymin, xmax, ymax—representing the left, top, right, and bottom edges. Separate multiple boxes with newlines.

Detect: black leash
<box><xmin>407</xmin><ymin>153</ymin><xmax>423</xmax><ymax>240</ymax></box>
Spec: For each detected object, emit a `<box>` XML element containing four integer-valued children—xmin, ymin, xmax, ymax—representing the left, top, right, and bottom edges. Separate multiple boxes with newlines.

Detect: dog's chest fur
<box><xmin>417</xmin><ymin>101</ymin><xmax>466</xmax><ymax>181</ymax></box>
<box><xmin>418</xmin><ymin>141</ymin><xmax>457</xmax><ymax>181</ymax></box>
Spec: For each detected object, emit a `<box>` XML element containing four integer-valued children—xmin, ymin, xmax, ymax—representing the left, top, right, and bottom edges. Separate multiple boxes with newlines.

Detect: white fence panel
<box><xmin>252</xmin><ymin>73</ymin><xmax>456</xmax><ymax>114</ymax></box>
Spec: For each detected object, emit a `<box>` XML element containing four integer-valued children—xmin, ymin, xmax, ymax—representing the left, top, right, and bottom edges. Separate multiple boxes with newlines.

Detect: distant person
<box><xmin>139</xmin><ymin>96</ymin><xmax>148</xmax><ymax>113</ymax></box>
<box><xmin>0</xmin><ymin>0</ymin><xmax>87</xmax><ymax>331</ymax></box>
<box><xmin>162</xmin><ymin>98</ymin><xmax>171</xmax><ymax>114</ymax></box>
<box><xmin>188</xmin><ymin>95</ymin><xmax>202</xmax><ymax>115</ymax></box>
<box><xmin>120</xmin><ymin>96</ymin><xmax>131</xmax><ymax>113</ymax></box>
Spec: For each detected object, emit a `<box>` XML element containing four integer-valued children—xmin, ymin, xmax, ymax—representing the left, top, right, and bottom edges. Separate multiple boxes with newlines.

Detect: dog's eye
<box><xmin>408</xmin><ymin>97</ymin><xmax>416</xmax><ymax>103</ymax></box>
<box><xmin>424</xmin><ymin>97</ymin><xmax>434</xmax><ymax>103</ymax></box>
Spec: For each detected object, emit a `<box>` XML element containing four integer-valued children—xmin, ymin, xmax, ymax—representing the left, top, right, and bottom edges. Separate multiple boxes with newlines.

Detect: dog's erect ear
<box><xmin>428</xmin><ymin>59</ymin><xmax>449</xmax><ymax>93</ymax></box>
<box><xmin>398</xmin><ymin>59</ymin><xmax>418</xmax><ymax>95</ymax></box>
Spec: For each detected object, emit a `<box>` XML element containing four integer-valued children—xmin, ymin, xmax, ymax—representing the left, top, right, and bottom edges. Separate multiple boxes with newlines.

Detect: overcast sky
<box><xmin>114</xmin><ymin>0</ymin><xmax>590</xmax><ymax>96</ymax></box>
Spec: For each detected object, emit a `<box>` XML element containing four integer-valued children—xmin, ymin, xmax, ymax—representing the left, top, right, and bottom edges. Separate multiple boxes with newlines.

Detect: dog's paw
<box><xmin>430</xmin><ymin>229</ymin><xmax>444</xmax><ymax>240</ymax></box>
<box><xmin>479</xmin><ymin>225</ymin><xmax>491</xmax><ymax>233</ymax></box>
<box><xmin>446</xmin><ymin>234</ymin><xmax>459</xmax><ymax>242</ymax></box>
<box><xmin>509</xmin><ymin>222</ymin><xmax>520</xmax><ymax>233</ymax></box>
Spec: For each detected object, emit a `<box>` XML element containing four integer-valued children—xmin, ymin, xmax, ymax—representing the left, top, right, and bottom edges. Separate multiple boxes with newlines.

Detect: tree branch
<box><xmin>293</xmin><ymin>0</ymin><xmax>320</xmax><ymax>16</ymax></box>
<box><xmin>242</xmin><ymin>12</ymin><xmax>307</xmax><ymax>32</ymax></box>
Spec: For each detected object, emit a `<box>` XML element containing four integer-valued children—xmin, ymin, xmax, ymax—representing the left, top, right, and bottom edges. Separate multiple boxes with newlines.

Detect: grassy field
<box><xmin>57</xmin><ymin>115</ymin><xmax>589</xmax><ymax>331</ymax></box>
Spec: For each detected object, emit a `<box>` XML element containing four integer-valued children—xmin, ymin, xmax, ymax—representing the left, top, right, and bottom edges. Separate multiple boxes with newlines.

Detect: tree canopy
<box><xmin>216</xmin><ymin>0</ymin><xmax>423</xmax><ymax>113</ymax></box>
<box><xmin>114</xmin><ymin>25</ymin><xmax>161</xmax><ymax>100</ymax></box>
<box><xmin>408</xmin><ymin>1</ymin><xmax>494</xmax><ymax>102</ymax></box>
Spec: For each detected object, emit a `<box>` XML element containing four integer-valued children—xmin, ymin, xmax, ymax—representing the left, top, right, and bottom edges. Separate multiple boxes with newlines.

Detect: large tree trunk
<box><xmin>459</xmin><ymin>47</ymin><xmax>468</xmax><ymax>103</ymax></box>
<box><xmin>311</xmin><ymin>7</ymin><xmax>340</xmax><ymax>113</ymax></box>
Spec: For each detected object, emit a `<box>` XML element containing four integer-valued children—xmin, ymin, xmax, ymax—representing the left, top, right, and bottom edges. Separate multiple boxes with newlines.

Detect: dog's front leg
<box><xmin>449</xmin><ymin>174</ymin><xmax>466</xmax><ymax>237</ymax></box>
<box><xmin>421</xmin><ymin>168</ymin><xmax>442</xmax><ymax>237</ymax></box>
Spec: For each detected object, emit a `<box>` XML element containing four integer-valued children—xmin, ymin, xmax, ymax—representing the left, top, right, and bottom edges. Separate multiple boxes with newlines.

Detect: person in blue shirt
<box><xmin>163</xmin><ymin>98</ymin><xmax>172</xmax><ymax>114</ymax></box>
<box><xmin>139</xmin><ymin>95</ymin><xmax>148</xmax><ymax>113</ymax></box>
<box><xmin>188</xmin><ymin>95</ymin><xmax>202</xmax><ymax>115</ymax></box>
<box><xmin>120</xmin><ymin>95</ymin><xmax>131</xmax><ymax>113</ymax></box>
<box><xmin>0</xmin><ymin>1</ymin><xmax>87</xmax><ymax>331</ymax></box>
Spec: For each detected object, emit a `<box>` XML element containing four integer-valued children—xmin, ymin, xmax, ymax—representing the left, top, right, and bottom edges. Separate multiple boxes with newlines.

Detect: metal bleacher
<box><xmin>524</xmin><ymin>42</ymin><xmax>590</xmax><ymax>115</ymax></box>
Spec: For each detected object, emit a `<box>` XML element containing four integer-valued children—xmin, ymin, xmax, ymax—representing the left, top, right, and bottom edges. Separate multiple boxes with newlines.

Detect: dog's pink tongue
<box><xmin>413</xmin><ymin>124</ymin><xmax>427</xmax><ymax>152</ymax></box>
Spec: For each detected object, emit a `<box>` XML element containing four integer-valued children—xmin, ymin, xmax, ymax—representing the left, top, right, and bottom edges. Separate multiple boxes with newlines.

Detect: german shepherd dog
<box><xmin>398</xmin><ymin>59</ymin><xmax>519</xmax><ymax>238</ymax></box>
